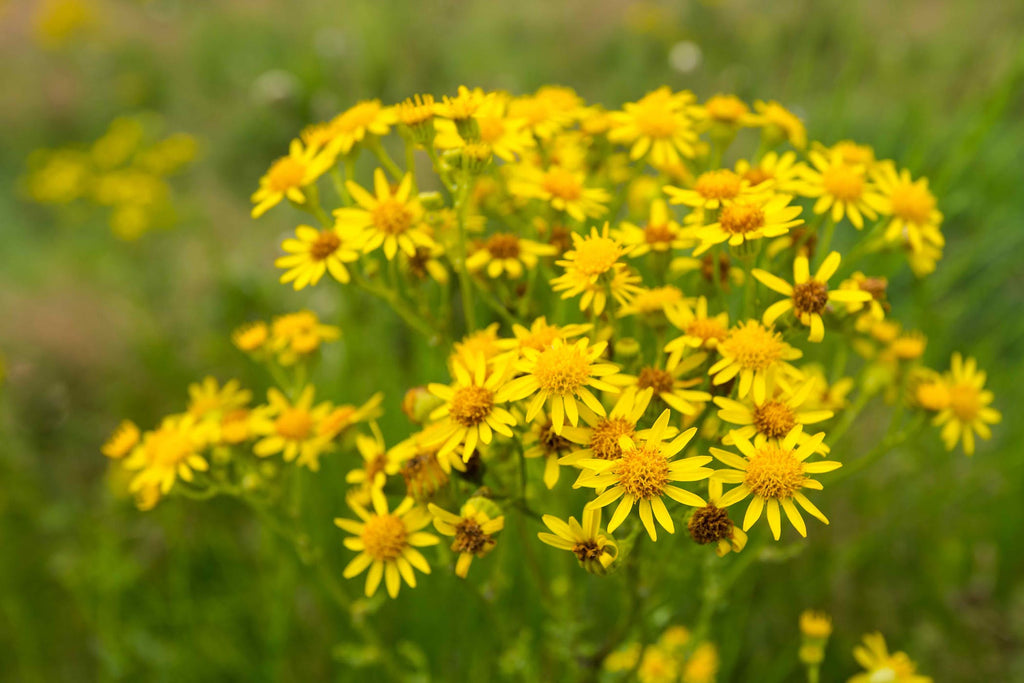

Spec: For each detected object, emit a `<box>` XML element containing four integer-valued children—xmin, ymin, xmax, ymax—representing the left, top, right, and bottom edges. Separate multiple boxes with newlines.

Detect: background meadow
<box><xmin>1</xmin><ymin>0</ymin><xmax>1023</xmax><ymax>680</ymax></box>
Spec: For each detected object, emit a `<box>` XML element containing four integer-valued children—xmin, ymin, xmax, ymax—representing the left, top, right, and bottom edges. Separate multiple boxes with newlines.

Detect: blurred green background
<box><xmin>2</xmin><ymin>0</ymin><xmax>1023</xmax><ymax>680</ymax></box>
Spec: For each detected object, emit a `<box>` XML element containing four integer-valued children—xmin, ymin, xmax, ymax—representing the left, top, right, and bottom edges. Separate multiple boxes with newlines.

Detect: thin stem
<box><xmin>366</xmin><ymin>136</ymin><xmax>403</xmax><ymax>180</ymax></box>
<box><xmin>453</xmin><ymin>174</ymin><xmax>477</xmax><ymax>332</ymax></box>
<box><xmin>351</xmin><ymin>270</ymin><xmax>442</xmax><ymax>342</ymax></box>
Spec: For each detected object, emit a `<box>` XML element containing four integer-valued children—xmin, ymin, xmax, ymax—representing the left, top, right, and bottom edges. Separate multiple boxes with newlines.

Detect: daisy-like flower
<box><xmin>931</xmin><ymin>353</ymin><xmax>1001</xmax><ymax>455</ymax></box>
<box><xmin>692</xmin><ymin>193</ymin><xmax>804</xmax><ymax>255</ymax></box>
<box><xmin>448</xmin><ymin>323</ymin><xmax>504</xmax><ymax>371</ymax></box>
<box><xmin>102</xmin><ymin>419</ymin><xmax>140</xmax><ymax>459</ymax></box>
<box><xmin>124</xmin><ymin>414</ymin><xmax>212</xmax><ymax>495</ymax></box>
<box><xmin>334</xmin><ymin>169</ymin><xmax>435</xmax><ymax>260</ymax></box>
<box><xmin>687</xmin><ymin>478</ymin><xmax>748</xmax><ymax>557</ymax></box>
<box><xmin>250</xmin><ymin>386</ymin><xmax>333</xmax><ymax>470</ymax></box>
<box><xmin>849</xmin><ymin>633</ymin><xmax>933</xmax><ymax>683</ymax></box>
<box><xmin>403</xmin><ymin>244</ymin><xmax>450</xmax><ymax>285</ymax></box>
<box><xmin>232</xmin><ymin>320</ymin><xmax>269</xmax><ymax>353</ymax></box>
<box><xmin>714</xmin><ymin>379</ymin><xmax>833</xmax><ymax>450</ymax></box>
<box><xmin>437</xmin><ymin>85</ymin><xmax>490</xmax><ymax>122</ymax></box>
<box><xmin>427</xmin><ymin>353</ymin><xmax>517</xmax><ymax>462</ymax></box>
<box><xmin>508</xmin><ymin>163</ymin><xmax>610</xmax><ymax>222</ymax></box>
<box><xmin>578</xmin><ymin>411</ymin><xmax>713</xmax><ymax>540</ymax></box>
<box><xmin>664</xmin><ymin>296</ymin><xmax>729</xmax><ymax>360</ymax></box>
<box><xmin>734</xmin><ymin>151</ymin><xmax>812</xmax><ymax>195</ymax></box>
<box><xmin>497</xmin><ymin>337</ymin><xmax>622</xmax><ymax>433</ymax></box>
<box><xmin>709</xmin><ymin>321</ymin><xmax>803</xmax><ymax>403</ymax></box>
<box><xmin>664</xmin><ymin>169</ymin><xmax>767</xmax><ymax>212</ymax></box>
<box><xmin>872</xmin><ymin>162</ymin><xmax>944</xmax><ymax>253</ymax></box>
<box><xmin>615</xmin><ymin>198</ymin><xmax>692</xmax><ymax>256</ymax></box>
<box><xmin>522</xmin><ymin>418</ymin><xmax>574</xmax><ymax>489</ymax></box>
<box><xmin>752</xmin><ymin>100</ymin><xmax>806</xmax><ymax>149</ymax></box>
<box><xmin>345</xmin><ymin>425</ymin><xmax>401</xmax><ymax>512</ymax></box>
<box><xmin>800</xmin><ymin>148</ymin><xmax>886</xmax><ymax>229</ymax></box>
<box><xmin>618</xmin><ymin>354</ymin><xmax>712</xmax><ymax>417</ymax></box>
<box><xmin>537</xmin><ymin>507</ymin><xmax>618</xmax><ymax>574</ymax></box>
<box><xmin>837</xmin><ymin>272</ymin><xmax>889</xmax><ymax>321</ymax></box>
<box><xmin>269</xmin><ymin>310</ymin><xmax>341</xmax><ymax>366</ymax></box>
<box><xmin>428</xmin><ymin>500</ymin><xmax>504</xmax><ymax>578</ymax></box>
<box><xmin>434</xmin><ymin>93</ymin><xmax>535</xmax><ymax>162</ymax></box>
<box><xmin>508</xmin><ymin>85</ymin><xmax>583</xmax><ymax>139</ymax></box>
<box><xmin>698</xmin><ymin>94</ymin><xmax>757</xmax><ymax>129</ymax></box>
<box><xmin>800</xmin><ymin>611</ymin><xmax>834</xmax><ymax>640</ymax></box>
<box><xmin>753</xmin><ymin>251</ymin><xmax>872</xmax><ymax>342</ymax></box>
<box><xmin>710</xmin><ymin>428</ymin><xmax>839</xmax><ymax>540</ymax></box>
<box><xmin>250</xmin><ymin>139</ymin><xmax>334</xmax><ymax>218</ymax></box>
<box><xmin>312</xmin><ymin>99</ymin><xmax>397</xmax><ymax>157</ymax></box>
<box><xmin>559</xmin><ymin>387</ymin><xmax>656</xmax><ymax>468</ymax></box>
<box><xmin>395</xmin><ymin>94</ymin><xmax>439</xmax><ymax>143</ymax></box>
<box><xmin>465</xmin><ymin>232</ymin><xmax>556</xmax><ymax>279</ymax></box>
<box><xmin>186</xmin><ymin>376</ymin><xmax>252</xmax><ymax>422</ymax></box>
<box><xmin>550</xmin><ymin>225</ymin><xmax>640</xmax><ymax>315</ymax></box>
<box><xmin>616</xmin><ymin>285</ymin><xmax>688</xmax><ymax>321</ymax></box>
<box><xmin>608</xmin><ymin>87</ymin><xmax>699</xmax><ymax>167</ymax></box>
<box><xmin>335</xmin><ymin>496</ymin><xmax>438</xmax><ymax>599</ymax></box>
<box><xmin>496</xmin><ymin>316</ymin><xmax>592</xmax><ymax>356</ymax></box>
<box><xmin>275</xmin><ymin>224</ymin><xmax>363</xmax><ymax>289</ymax></box>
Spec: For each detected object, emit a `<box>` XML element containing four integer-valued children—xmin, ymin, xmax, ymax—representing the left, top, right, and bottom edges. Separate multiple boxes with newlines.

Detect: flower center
<box><xmin>889</xmin><ymin>184</ymin><xmax>935</xmax><ymax>225</ymax></box>
<box><xmin>949</xmin><ymin>383</ymin><xmax>981</xmax><ymax>421</ymax></box>
<box><xmin>613</xmin><ymin>444</ymin><xmax>669</xmax><ymax>499</ymax></box>
<box><xmin>705</xmin><ymin>95</ymin><xmax>748</xmax><ymax>122</ymax></box>
<box><xmin>743</xmin><ymin>167</ymin><xmax>773</xmax><ymax>186</ymax></box>
<box><xmin>275</xmin><ymin>408</ymin><xmax>313</xmax><ymax>441</ymax></box>
<box><xmin>637</xmin><ymin>366</ymin><xmax>675</xmax><ymax>395</ymax></box>
<box><xmin>695</xmin><ymin>170</ymin><xmax>742</xmax><ymax>200</ymax></box>
<box><xmin>571</xmin><ymin>236</ymin><xmax>623</xmax><ymax>275</ymax></box>
<box><xmin>310</xmin><ymin>230</ymin><xmax>342</xmax><ymax>261</ymax></box>
<box><xmin>914</xmin><ymin>381</ymin><xmax>950</xmax><ymax>411</ymax></box>
<box><xmin>397</xmin><ymin>95</ymin><xmax>436</xmax><ymax>126</ymax></box>
<box><xmin>477</xmin><ymin>117</ymin><xmax>506</xmax><ymax>143</ymax></box>
<box><xmin>361</xmin><ymin>514</ymin><xmax>408</xmax><ymax>561</ymax></box>
<box><xmin>371</xmin><ymin>199</ymin><xmax>414</xmax><ymax>235</ymax></box>
<box><xmin>572</xmin><ymin>539</ymin><xmax>604</xmax><ymax>562</ymax></box>
<box><xmin>450</xmin><ymin>385</ymin><xmax>494</xmax><ymax>427</ymax></box>
<box><xmin>542</xmin><ymin>167</ymin><xmax>583</xmax><ymax>201</ymax></box>
<box><xmin>700</xmin><ymin>254</ymin><xmax>732</xmax><ymax>284</ymax></box>
<box><xmin>407</xmin><ymin>247</ymin><xmax>432</xmax><ymax>279</ymax></box>
<box><xmin>721</xmin><ymin>322</ymin><xmax>788</xmax><ymax>371</ymax></box>
<box><xmin>743</xmin><ymin>444</ymin><xmax>806</xmax><ymax>499</ymax></box>
<box><xmin>533</xmin><ymin>344</ymin><xmax>592</xmax><ymax>395</ymax></box>
<box><xmin>719</xmin><ymin>203</ymin><xmax>766</xmax><ymax>234</ymax></box>
<box><xmin>889</xmin><ymin>334</ymin><xmax>926</xmax><ymax>360</ymax></box>
<box><xmin>633</xmin><ymin>105</ymin><xmax>678</xmax><ymax>138</ymax></box>
<box><xmin>485</xmin><ymin>233</ymin><xmax>521</xmax><ymax>259</ymax></box>
<box><xmin>335</xmin><ymin>102</ymin><xmax>381</xmax><ymax>132</ymax></box>
<box><xmin>688</xmin><ymin>504</ymin><xmax>734</xmax><ymax>544</ymax></box>
<box><xmin>268</xmin><ymin>157</ymin><xmax>306</xmax><ymax>192</ymax></box>
<box><xmin>752</xmin><ymin>401</ymin><xmax>797</xmax><ymax>438</ymax></box>
<box><xmin>400</xmin><ymin>452</ymin><xmax>448</xmax><ymax>500</ymax></box>
<box><xmin>792</xmin><ymin>280</ymin><xmax>829</xmax><ymax>315</ymax></box>
<box><xmin>590</xmin><ymin>417</ymin><xmax>636</xmax><ymax>460</ymax></box>
<box><xmin>539</xmin><ymin>421</ymin><xmax>572</xmax><ymax>454</ymax></box>
<box><xmin>643</xmin><ymin>222</ymin><xmax>675</xmax><ymax>245</ymax></box>
<box><xmin>150</xmin><ymin>431</ymin><xmax>193</xmax><ymax>467</ymax></box>
<box><xmin>822</xmin><ymin>164</ymin><xmax>864</xmax><ymax>201</ymax></box>
<box><xmin>452</xmin><ymin>518</ymin><xmax>494</xmax><ymax>555</ymax></box>
<box><xmin>687</xmin><ymin>318</ymin><xmax>727</xmax><ymax>345</ymax></box>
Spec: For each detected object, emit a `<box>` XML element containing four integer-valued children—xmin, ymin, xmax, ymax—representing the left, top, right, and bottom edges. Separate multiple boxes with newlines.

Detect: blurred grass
<box><xmin>1</xmin><ymin>0</ymin><xmax>1024</xmax><ymax>680</ymax></box>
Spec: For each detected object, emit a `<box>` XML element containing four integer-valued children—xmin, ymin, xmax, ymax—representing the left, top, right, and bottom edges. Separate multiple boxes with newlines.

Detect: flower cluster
<box><xmin>21</xmin><ymin>115</ymin><xmax>198</xmax><ymax>239</ymax></box>
<box><xmin>103</xmin><ymin>86</ymin><xmax>995</xmax><ymax>678</ymax></box>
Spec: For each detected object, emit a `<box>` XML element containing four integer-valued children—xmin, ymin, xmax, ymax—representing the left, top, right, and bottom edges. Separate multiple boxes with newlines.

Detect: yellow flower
<box><xmin>335</xmin><ymin>496</ymin><xmax>438</xmax><ymax>599</ymax></box>
<box><xmin>508</xmin><ymin>163</ymin><xmax>610</xmax><ymax>222</ymax></box>
<box><xmin>665</xmin><ymin>168</ymin><xmax>768</xmax><ymax>211</ymax></box>
<box><xmin>396</xmin><ymin>94</ymin><xmax>439</xmax><ymax>143</ymax></box>
<box><xmin>427</xmin><ymin>353</ymin><xmax>517</xmax><ymax>462</ymax></box>
<box><xmin>616</xmin><ymin>285</ymin><xmax>688</xmax><ymax>319</ymax></box>
<box><xmin>497</xmin><ymin>317</ymin><xmax>592</xmax><ymax>356</ymax></box>
<box><xmin>664</xmin><ymin>296</ymin><xmax>730</xmax><ymax>359</ymax></box>
<box><xmin>250</xmin><ymin>386</ymin><xmax>333</xmax><ymax>469</ymax></box>
<box><xmin>250</xmin><ymin>139</ymin><xmax>334</xmax><ymax>218</ymax></box>
<box><xmin>752</xmin><ymin>100</ymin><xmax>807</xmax><ymax>149</ymax></box>
<box><xmin>619</xmin><ymin>353</ymin><xmax>712</xmax><ymax>416</ymax></box>
<box><xmin>932</xmin><ymin>353</ymin><xmax>1000</xmax><ymax>455</ymax></box>
<box><xmin>711</xmin><ymin>428</ymin><xmax>840</xmax><ymax>540</ymax></box>
<box><xmin>709</xmin><ymin>321</ymin><xmax>803</xmax><ymax>403</ymax></box>
<box><xmin>186</xmin><ymin>377</ymin><xmax>252</xmax><ymax>422</ymax></box>
<box><xmin>615</xmin><ymin>198</ymin><xmax>693</xmax><ymax>256</ymax></box>
<box><xmin>508</xmin><ymin>86</ymin><xmax>583</xmax><ymax>139</ymax></box>
<box><xmin>714</xmin><ymin>378</ymin><xmax>833</xmax><ymax>449</ymax></box>
<box><xmin>800</xmin><ymin>610</ymin><xmax>834</xmax><ymax>639</ymax></box>
<box><xmin>275</xmin><ymin>224</ymin><xmax>363</xmax><ymax>289</ymax></box>
<box><xmin>437</xmin><ymin>85</ymin><xmax>490</xmax><ymax>122</ymax></box>
<box><xmin>692</xmin><ymin>193</ymin><xmax>804</xmax><ymax>255</ymax></box>
<box><xmin>578</xmin><ymin>411</ymin><xmax>712</xmax><ymax>540</ymax></box>
<box><xmin>498</xmin><ymin>337</ymin><xmax>623</xmax><ymax>433</ymax></box>
<box><xmin>801</xmin><ymin>148</ymin><xmax>887</xmax><ymax>228</ymax></box>
<box><xmin>698</xmin><ymin>94</ymin><xmax>756</xmax><ymax>128</ymax></box>
<box><xmin>232</xmin><ymin>320</ymin><xmax>269</xmax><ymax>353</ymax></box>
<box><xmin>335</xmin><ymin>169</ymin><xmax>435</xmax><ymax>260</ymax></box>
<box><xmin>550</xmin><ymin>225</ymin><xmax>641</xmax><ymax>315</ymax></box>
<box><xmin>124</xmin><ymin>414</ymin><xmax>212</xmax><ymax>495</ymax></box>
<box><xmin>428</xmin><ymin>500</ymin><xmax>504</xmax><ymax>578</ymax></box>
<box><xmin>753</xmin><ymin>251</ymin><xmax>872</xmax><ymax>342</ymax></box>
<box><xmin>837</xmin><ymin>272</ymin><xmax>889</xmax><ymax>320</ymax></box>
<box><xmin>849</xmin><ymin>633</ymin><xmax>932</xmax><ymax>683</ymax></box>
<box><xmin>637</xmin><ymin>646</ymin><xmax>678</xmax><ymax>683</ymax></box>
<box><xmin>537</xmin><ymin>507</ymin><xmax>618</xmax><ymax>574</ymax></box>
<box><xmin>312</xmin><ymin>99</ymin><xmax>397</xmax><ymax>156</ymax></box>
<box><xmin>608</xmin><ymin>87</ymin><xmax>699</xmax><ymax>167</ymax></box>
<box><xmin>682</xmin><ymin>642</ymin><xmax>720</xmax><ymax>683</ymax></box>
<box><xmin>403</xmin><ymin>244</ymin><xmax>450</xmax><ymax>284</ymax></box>
<box><xmin>872</xmin><ymin>162</ymin><xmax>944</xmax><ymax>253</ymax></box>
<box><xmin>734</xmin><ymin>151</ymin><xmax>812</xmax><ymax>195</ymax></box>
<box><xmin>345</xmin><ymin>425</ymin><xmax>400</xmax><ymax>513</ymax></box>
<box><xmin>523</xmin><ymin>417</ymin><xmax>575</xmax><ymax>489</ymax></box>
<box><xmin>465</xmin><ymin>232</ymin><xmax>556</xmax><ymax>279</ymax></box>
<box><xmin>269</xmin><ymin>310</ymin><xmax>341</xmax><ymax>365</ymax></box>
<box><xmin>102</xmin><ymin>420</ymin><xmax>140</xmax><ymax>459</ymax></box>
<box><xmin>687</xmin><ymin>478</ymin><xmax>748</xmax><ymax>557</ymax></box>
<box><xmin>559</xmin><ymin>387</ymin><xmax>656</xmax><ymax>468</ymax></box>
<box><xmin>434</xmin><ymin>93</ymin><xmax>535</xmax><ymax>162</ymax></box>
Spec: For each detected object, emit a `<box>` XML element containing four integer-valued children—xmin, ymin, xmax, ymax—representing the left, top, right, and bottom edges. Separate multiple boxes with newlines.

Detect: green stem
<box><xmin>366</xmin><ymin>137</ymin><xmax>403</xmax><ymax>180</ymax></box>
<box><xmin>813</xmin><ymin>217</ymin><xmax>836</xmax><ymax>269</ymax></box>
<box><xmin>454</xmin><ymin>175</ymin><xmax>477</xmax><ymax>332</ymax></box>
<box><xmin>351</xmin><ymin>271</ymin><xmax>442</xmax><ymax>342</ymax></box>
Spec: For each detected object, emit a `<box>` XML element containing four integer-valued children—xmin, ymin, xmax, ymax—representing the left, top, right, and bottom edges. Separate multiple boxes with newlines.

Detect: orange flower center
<box><xmin>268</xmin><ymin>157</ymin><xmax>306</xmax><ymax>192</ymax></box>
<box><xmin>719</xmin><ymin>203</ymin><xmax>766</xmax><ymax>234</ymax></box>
<box><xmin>721</xmin><ymin>322</ymin><xmax>788</xmax><ymax>371</ymax></box>
<box><xmin>949</xmin><ymin>383</ymin><xmax>981</xmax><ymax>421</ymax></box>
<box><xmin>149</xmin><ymin>430</ymin><xmax>194</xmax><ymax>467</ymax></box>
<box><xmin>644</xmin><ymin>222</ymin><xmax>676</xmax><ymax>245</ymax></box>
<box><xmin>695</xmin><ymin>170</ymin><xmax>742</xmax><ymax>200</ymax></box>
<box><xmin>275</xmin><ymin>408</ymin><xmax>313</xmax><ymax>441</ymax></box>
<box><xmin>533</xmin><ymin>344</ymin><xmax>592</xmax><ymax>395</ymax></box>
<box><xmin>686</xmin><ymin>317</ymin><xmax>727</xmax><ymax>345</ymax></box>
<box><xmin>310</xmin><ymin>230</ymin><xmax>342</xmax><ymax>260</ymax></box>
<box><xmin>570</xmin><ymin>236</ymin><xmax>623</xmax><ymax>275</ymax></box>
<box><xmin>542</xmin><ymin>167</ymin><xmax>583</xmax><ymax>201</ymax></box>
<box><xmin>590</xmin><ymin>417</ymin><xmax>636</xmax><ymax>460</ymax></box>
<box><xmin>822</xmin><ymin>164</ymin><xmax>864</xmax><ymax>201</ymax></box>
<box><xmin>361</xmin><ymin>514</ymin><xmax>408</xmax><ymax>561</ymax></box>
<box><xmin>889</xmin><ymin>183</ymin><xmax>935</xmax><ymax>225</ymax></box>
<box><xmin>372</xmin><ymin>199</ymin><xmax>414</xmax><ymax>235</ymax></box>
<box><xmin>743</xmin><ymin>444</ymin><xmax>805</xmax><ymax>499</ymax></box>
<box><xmin>612</xmin><ymin>443</ymin><xmax>669</xmax><ymax>499</ymax></box>
<box><xmin>636</xmin><ymin>367</ymin><xmax>675</xmax><ymax>395</ymax></box>
<box><xmin>752</xmin><ymin>401</ymin><xmax>797</xmax><ymax>438</ymax></box>
<box><xmin>450</xmin><ymin>385</ymin><xmax>494</xmax><ymax>427</ymax></box>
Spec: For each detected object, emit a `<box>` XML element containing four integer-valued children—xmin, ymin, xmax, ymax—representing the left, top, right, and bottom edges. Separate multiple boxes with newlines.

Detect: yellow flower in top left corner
<box><xmin>251</xmin><ymin>139</ymin><xmax>334</xmax><ymax>218</ymax></box>
<box><xmin>335</xmin><ymin>169</ymin><xmax>436</xmax><ymax>260</ymax></box>
<box><xmin>275</xmin><ymin>224</ymin><xmax>364</xmax><ymax>289</ymax></box>
<box><xmin>251</xmin><ymin>386</ymin><xmax>333</xmax><ymax>469</ymax></box>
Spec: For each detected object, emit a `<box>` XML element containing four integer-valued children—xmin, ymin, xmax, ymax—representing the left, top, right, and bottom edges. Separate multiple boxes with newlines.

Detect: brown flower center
<box><xmin>688</xmin><ymin>504</ymin><xmax>734</xmax><ymax>545</ymax></box>
<box><xmin>792</xmin><ymin>280</ymin><xmax>829</xmax><ymax>315</ymax></box>
<box><xmin>452</xmin><ymin>518</ymin><xmax>495</xmax><ymax>555</ymax></box>
<box><xmin>310</xmin><ymin>230</ymin><xmax>342</xmax><ymax>260</ymax></box>
<box><xmin>719</xmin><ymin>203</ymin><xmax>765</xmax><ymax>234</ymax></box>
<box><xmin>485</xmin><ymin>233</ymin><xmax>521</xmax><ymax>259</ymax></box>
<box><xmin>636</xmin><ymin>367</ymin><xmax>675</xmax><ymax>395</ymax></box>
